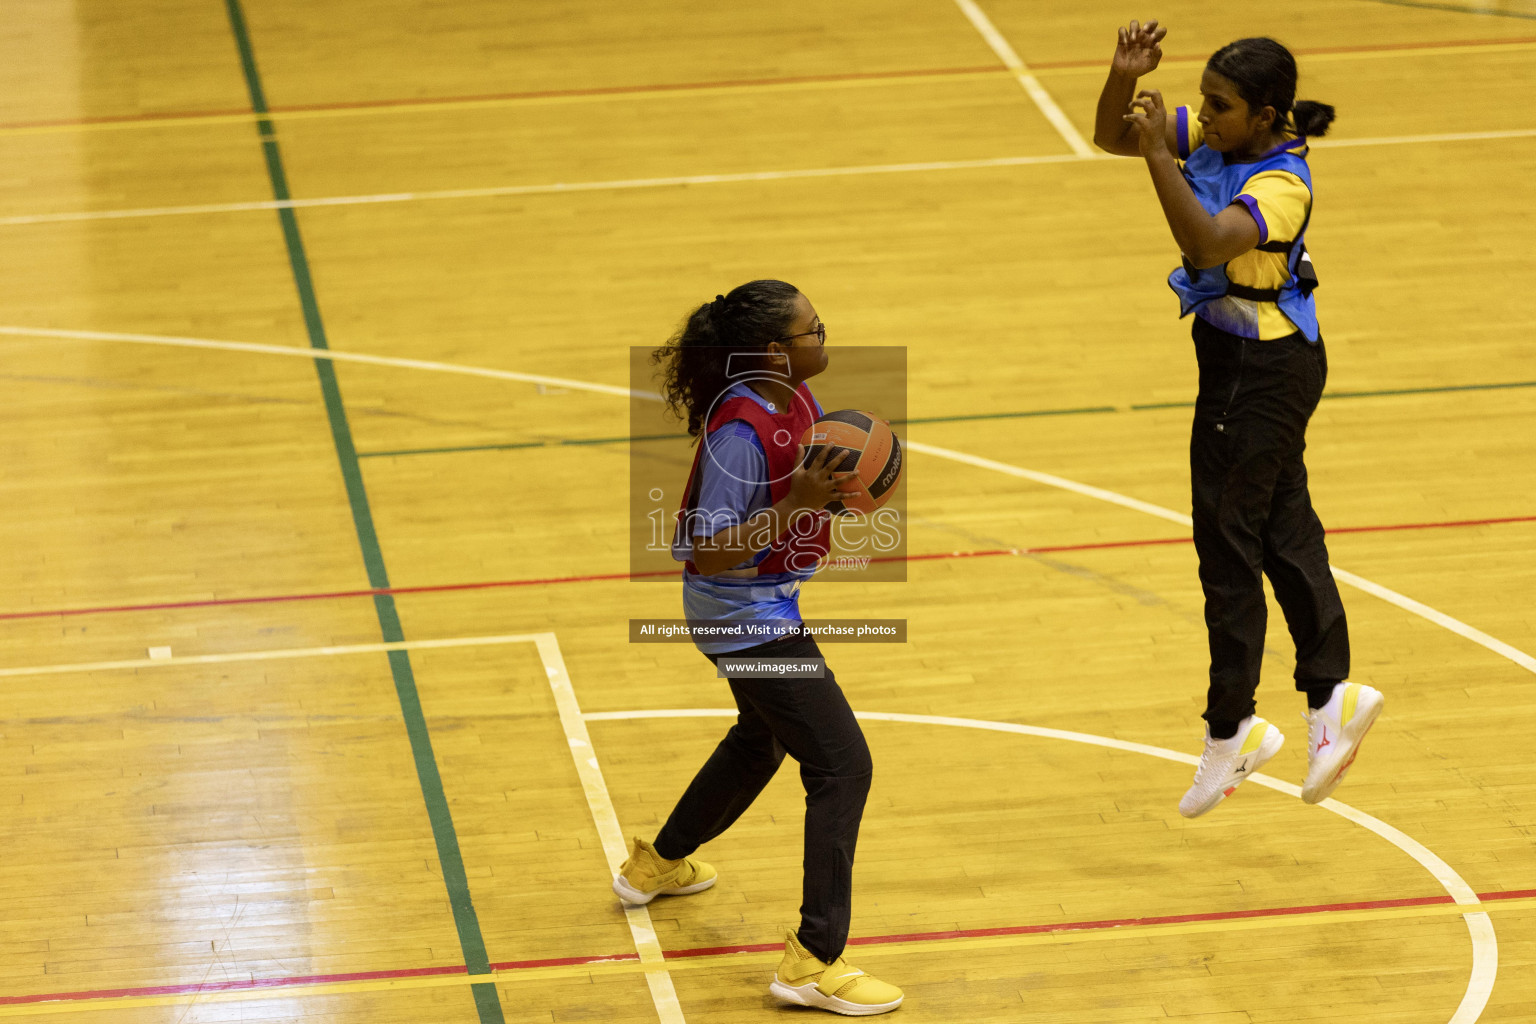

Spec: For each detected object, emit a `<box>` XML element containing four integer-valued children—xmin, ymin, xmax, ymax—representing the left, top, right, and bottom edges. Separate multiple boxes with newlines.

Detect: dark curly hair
<box><xmin>651</xmin><ymin>279</ymin><xmax>801</xmax><ymax>438</ymax></box>
<box><xmin>1207</xmin><ymin>37</ymin><xmax>1335</xmax><ymax>137</ymax></box>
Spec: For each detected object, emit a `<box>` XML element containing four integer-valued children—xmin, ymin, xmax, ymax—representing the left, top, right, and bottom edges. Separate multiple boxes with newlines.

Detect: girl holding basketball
<box><xmin>1094</xmin><ymin>22</ymin><xmax>1383</xmax><ymax>817</ymax></box>
<box><xmin>611</xmin><ymin>280</ymin><xmax>904</xmax><ymax>1016</ymax></box>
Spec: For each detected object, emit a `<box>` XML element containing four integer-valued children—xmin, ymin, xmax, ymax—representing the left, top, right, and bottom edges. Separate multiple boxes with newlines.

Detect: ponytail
<box><xmin>1291</xmin><ymin>99</ymin><xmax>1335</xmax><ymax>138</ymax></box>
<box><xmin>651</xmin><ymin>279</ymin><xmax>800</xmax><ymax>437</ymax></box>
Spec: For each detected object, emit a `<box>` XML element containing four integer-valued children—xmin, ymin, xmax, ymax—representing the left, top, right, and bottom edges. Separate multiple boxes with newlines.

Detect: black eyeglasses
<box><xmin>778</xmin><ymin>323</ymin><xmax>826</xmax><ymax>345</ymax></box>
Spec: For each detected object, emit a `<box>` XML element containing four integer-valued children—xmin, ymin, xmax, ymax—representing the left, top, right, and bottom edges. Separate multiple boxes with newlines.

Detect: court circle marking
<box><xmin>8</xmin><ymin>324</ymin><xmax>1511</xmax><ymax>1020</ymax></box>
<box><xmin>585</xmin><ymin>707</ymin><xmax>1496</xmax><ymax>1024</ymax></box>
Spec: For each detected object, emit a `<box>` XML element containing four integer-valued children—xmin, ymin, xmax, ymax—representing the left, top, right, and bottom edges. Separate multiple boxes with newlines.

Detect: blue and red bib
<box><xmin>676</xmin><ymin>383</ymin><xmax>831</xmax><ymax>576</ymax></box>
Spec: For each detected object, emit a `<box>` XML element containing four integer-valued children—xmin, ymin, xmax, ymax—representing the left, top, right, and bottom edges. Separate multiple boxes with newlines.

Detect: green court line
<box><xmin>358</xmin><ymin>431</ymin><xmax>687</xmax><ymax>459</ymax></box>
<box><xmin>1355</xmin><ymin>0</ymin><xmax>1536</xmax><ymax>21</ymax></box>
<box><xmin>362</xmin><ymin>440</ymin><xmax>549</xmax><ymax>458</ymax></box>
<box><xmin>1320</xmin><ymin>380</ymin><xmax>1536</xmax><ymax>398</ymax></box>
<box><xmin>1132</xmin><ymin>379</ymin><xmax>1536</xmax><ymax>409</ymax></box>
<box><xmin>899</xmin><ymin>405</ymin><xmax>1118</xmax><ymax>424</ymax></box>
<box><xmin>222</xmin><ymin>2</ymin><xmax>503</xmax><ymax>1020</ymax></box>
<box><xmin>356</xmin><ymin>410</ymin><xmax>1116</xmax><ymax>459</ymax></box>
<box><xmin>356</xmin><ymin>380</ymin><xmax>1535</xmax><ymax>459</ymax></box>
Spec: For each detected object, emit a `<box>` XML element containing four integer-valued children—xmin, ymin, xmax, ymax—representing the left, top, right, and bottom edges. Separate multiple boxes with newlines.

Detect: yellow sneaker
<box><xmin>769</xmin><ymin>929</ymin><xmax>904</xmax><ymax>1016</ymax></box>
<box><xmin>611</xmin><ymin>836</ymin><xmax>716</xmax><ymax>905</ymax></box>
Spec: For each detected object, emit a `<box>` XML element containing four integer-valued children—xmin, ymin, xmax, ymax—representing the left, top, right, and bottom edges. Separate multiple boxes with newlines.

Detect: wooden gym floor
<box><xmin>1</xmin><ymin>0</ymin><xmax>1533</xmax><ymax>1021</ymax></box>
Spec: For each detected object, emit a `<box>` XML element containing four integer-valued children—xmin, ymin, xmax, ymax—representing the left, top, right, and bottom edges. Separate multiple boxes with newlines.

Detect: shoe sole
<box><xmin>611</xmin><ymin>874</ymin><xmax>716</xmax><ymax>905</ymax></box>
<box><xmin>1180</xmin><ymin>725</ymin><xmax>1285</xmax><ymax>819</ymax></box>
<box><xmin>770</xmin><ymin>979</ymin><xmax>903</xmax><ymax>1016</ymax></box>
<box><xmin>1302</xmin><ymin>689</ymin><xmax>1384</xmax><ymax>804</ymax></box>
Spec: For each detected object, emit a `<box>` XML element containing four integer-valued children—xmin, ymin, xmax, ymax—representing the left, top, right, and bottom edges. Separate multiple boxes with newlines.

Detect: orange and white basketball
<box><xmin>800</xmin><ymin>410</ymin><xmax>904</xmax><ymax>515</ymax></box>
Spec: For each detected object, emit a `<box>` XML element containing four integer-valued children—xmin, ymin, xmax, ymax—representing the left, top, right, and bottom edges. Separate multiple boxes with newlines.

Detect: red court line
<box><xmin>0</xmin><ymin>106</ymin><xmax>256</xmax><ymax>130</ymax></box>
<box><xmin>268</xmin><ymin>64</ymin><xmax>1006</xmax><ymax>112</ymax></box>
<box><xmin>5</xmin><ymin>888</ymin><xmax>1526</xmax><ymax>1007</ymax></box>
<box><xmin>1328</xmin><ymin>515</ymin><xmax>1536</xmax><ymax>535</ymax></box>
<box><xmin>842</xmin><ymin>894</ymin><xmax>1458</xmax><ymax>946</ymax></box>
<box><xmin>870</xmin><ymin>535</ymin><xmax>1197</xmax><ymax>567</ymax></box>
<box><xmin>0</xmin><ymin>65</ymin><xmax>1003</xmax><ymax>131</ymax></box>
<box><xmin>2</xmin><ymin>515</ymin><xmax>1529</xmax><ymax>623</ymax></box>
<box><xmin>0</xmin><ymin>569</ymin><xmax>679</xmax><ymax>622</ymax></box>
<box><xmin>1029</xmin><ymin>34</ymin><xmax>1536</xmax><ymax>69</ymax></box>
<box><xmin>487</xmin><ymin>952</ymin><xmax>642</xmax><ymax>970</ymax></box>
<box><xmin>1480</xmin><ymin>888</ymin><xmax>1536</xmax><ymax>901</ymax></box>
<box><xmin>665</xmin><ymin>894</ymin><xmax>1463</xmax><ymax>960</ymax></box>
<box><xmin>6</xmin><ymin>34</ymin><xmax>1533</xmax><ymax>132</ymax></box>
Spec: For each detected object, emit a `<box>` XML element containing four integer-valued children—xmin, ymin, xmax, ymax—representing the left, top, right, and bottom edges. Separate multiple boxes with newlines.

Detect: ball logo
<box><xmin>879</xmin><ymin>446</ymin><xmax>903</xmax><ymax>489</ymax></box>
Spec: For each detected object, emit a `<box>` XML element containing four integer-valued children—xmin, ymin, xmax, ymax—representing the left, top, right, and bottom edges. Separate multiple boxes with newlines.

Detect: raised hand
<box><xmin>1123</xmin><ymin>88</ymin><xmax>1170</xmax><ymax>159</ymax></box>
<box><xmin>1112</xmin><ymin>19</ymin><xmax>1166</xmax><ymax>78</ymax></box>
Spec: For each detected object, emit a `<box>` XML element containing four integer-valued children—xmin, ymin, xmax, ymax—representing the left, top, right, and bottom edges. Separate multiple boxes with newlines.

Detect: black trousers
<box><xmin>1190</xmin><ymin>316</ymin><xmax>1350</xmax><ymax>726</ymax></box>
<box><xmin>653</xmin><ymin>633</ymin><xmax>871</xmax><ymax>963</ymax></box>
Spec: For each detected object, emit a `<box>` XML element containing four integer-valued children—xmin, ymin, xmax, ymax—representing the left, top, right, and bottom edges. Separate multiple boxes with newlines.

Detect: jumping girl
<box><xmin>1093</xmin><ymin>22</ymin><xmax>1384</xmax><ymax>817</ymax></box>
<box><xmin>611</xmin><ymin>280</ymin><xmax>904</xmax><ymax>1015</ymax></box>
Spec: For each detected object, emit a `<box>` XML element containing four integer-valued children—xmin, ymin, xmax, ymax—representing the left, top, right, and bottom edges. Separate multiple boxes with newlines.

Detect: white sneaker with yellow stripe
<box><xmin>1301</xmin><ymin>682</ymin><xmax>1385</xmax><ymax>804</ymax></box>
<box><xmin>1179</xmin><ymin>716</ymin><xmax>1285</xmax><ymax>818</ymax></box>
<box><xmin>769</xmin><ymin>929</ymin><xmax>903</xmax><ymax>1016</ymax></box>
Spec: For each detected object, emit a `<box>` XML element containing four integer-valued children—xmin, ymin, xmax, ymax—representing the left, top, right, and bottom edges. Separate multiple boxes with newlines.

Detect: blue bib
<box><xmin>1167</xmin><ymin>138</ymin><xmax>1320</xmax><ymax>341</ymax></box>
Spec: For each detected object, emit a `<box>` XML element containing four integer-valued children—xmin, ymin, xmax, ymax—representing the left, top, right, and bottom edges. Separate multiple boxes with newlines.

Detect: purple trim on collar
<box><xmin>1235</xmin><ymin>194</ymin><xmax>1268</xmax><ymax>244</ymax></box>
<box><xmin>1261</xmin><ymin>134</ymin><xmax>1309</xmax><ymax>159</ymax></box>
<box><xmin>1224</xmin><ymin>134</ymin><xmax>1308</xmax><ymax>165</ymax></box>
<box><xmin>1177</xmin><ymin>106</ymin><xmax>1191</xmax><ymax>159</ymax></box>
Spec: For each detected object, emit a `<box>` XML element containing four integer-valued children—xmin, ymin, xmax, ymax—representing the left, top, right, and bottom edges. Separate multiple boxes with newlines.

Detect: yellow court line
<box><xmin>0</xmin><ymin>972</ymin><xmax>481</xmax><ymax>1017</ymax></box>
<box><xmin>3</xmin><ymin>898</ymin><xmax>1531</xmax><ymax>1016</ymax></box>
<box><xmin>2</xmin><ymin>39</ymin><xmax>1533</xmax><ymax>139</ymax></box>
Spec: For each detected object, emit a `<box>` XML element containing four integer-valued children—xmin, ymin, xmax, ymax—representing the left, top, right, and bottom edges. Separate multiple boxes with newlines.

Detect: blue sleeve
<box><xmin>692</xmin><ymin>422</ymin><xmax>771</xmax><ymax>540</ymax></box>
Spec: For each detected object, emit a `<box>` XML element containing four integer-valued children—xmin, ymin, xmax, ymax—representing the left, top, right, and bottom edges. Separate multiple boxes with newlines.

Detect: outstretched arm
<box><xmin>1125</xmin><ymin>89</ymin><xmax>1260</xmax><ymax>268</ymax></box>
<box><xmin>1094</xmin><ymin>19</ymin><xmax>1177</xmax><ymax>157</ymax></box>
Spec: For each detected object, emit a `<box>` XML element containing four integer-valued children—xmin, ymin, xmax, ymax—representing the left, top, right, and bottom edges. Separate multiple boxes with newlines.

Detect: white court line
<box><xmin>587</xmin><ymin>708</ymin><xmax>1496</xmax><ymax>1024</ymax></box>
<box><xmin>906</xmin><ymin>439</ymin><xmax>1192</xmax><ymax>527</ymax></box>
<box><xmin>1310</xmin><ymin>128</ymin><xmax>1536</xmax><ymax>149</ymax></box>
<box><xmin>0</xmin><ymin>155</ymin><xmax>1085</xmax><ymax>227</ymax></box>
<box><xmin>1331</xmin><ymin>567</ymin><xmax>1536</xmax><ymax>673</ymax></box>
<box><xmin>0</xmin><ymin>630</ymin><xmax>689</xmax><ymax>1020</ymax></box>
<box><xmin>0</xmin><ymin>325</ymin><xmax>645</xmax><ymax>400</ymax></box>
<box><xmin>4</xmin><ymin>336</ymin><xmax>1515</xmax><ymax>1018</ymax></box>
<box><xmin>0</xmin><ymin>625</ymin><xmax>1489</xmax><ymax>1015</ymax></box>
<box><xmin>13</xmin><ymin>326</ymin><xmax>1533</xmax><ymax>679</ymax></box>
<box><xmin>535</xmin><ymin>634</ymin><xmax>686</xmax><ymax>1024</ymax></box>
<box><xmin>951</xmin><ymin>0</ymin><xmax>1096</xmax><ymax>157</ymax></box>
<box><xmin>905</xmin><ymin>438</ymin><xmax>1536</xmax><ymax>676</ymax></box>
<box><xmin>0</xmin><ymin>632</ymin><xmax>546</xmax><ymax>679</ymax></box>
<box><xmin>2</xmin><ymin>128</ymin><xmax>1533</xmax><ymax>228</ymax></box>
